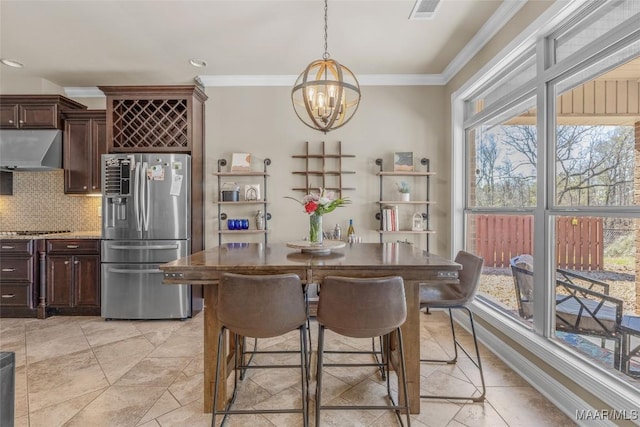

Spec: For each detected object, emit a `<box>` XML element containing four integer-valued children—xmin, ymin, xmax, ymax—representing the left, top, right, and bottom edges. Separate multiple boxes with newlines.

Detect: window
<box><xmin>457</xmin><ymin>0</ymin><xmax>640</xmax><ymax>398</ymax></box>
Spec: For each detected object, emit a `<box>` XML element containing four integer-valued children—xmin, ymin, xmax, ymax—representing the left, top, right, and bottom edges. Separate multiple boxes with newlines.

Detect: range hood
<box><xmin>0</xmin><ymin>130</ymin><xmax>63</xmax><ymax>171</ymax></box>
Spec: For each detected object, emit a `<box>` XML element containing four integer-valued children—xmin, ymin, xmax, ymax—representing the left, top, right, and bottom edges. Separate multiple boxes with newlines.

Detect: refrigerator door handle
<box><xmin>107</xmin><ymin>244</ymin><xmax>180</xmax><ymax>250</ymax></box>
<box><xmin>107</xmin><ymin>267</ymin><xmax>164</xmax><ymax>274</ymax></box>
<box><xmin>133</xmin><ymin>162</ymin><xmax>142</xmax><ymax>231</ymax></box>
<box><xmin>141</xmin><ymin>162</ymin><xmax>150</xmax><ymax>232</ymax></box>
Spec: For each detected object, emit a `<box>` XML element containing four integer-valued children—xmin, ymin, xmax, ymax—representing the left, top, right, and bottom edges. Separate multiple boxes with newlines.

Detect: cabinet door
<box><xmin>0</xmin><ymin>104</ymin><xmax>19</xmax><ymax>128</ymax></box>
<box><xmin>64</xmin><ymin>119</ymin><xmax>92</xmax><ymax>194</ymax></box>
<box><xmin>19</xmin><ymin>103</ymin><xmax>58</xmax><ymax>128</ymax></box>
<box><xmin>73</xmin><ymin>255</ymin><xmax>100</xmax><ymax>307</ymax></box>
<box><xmin>47</xmin><ymin>256</ymin><xmax>73</xmax><ymax>307</ymax></box>
<box><xmin>91</xmin><ymin>118</ymin><xmax>107</xmax><ymax>192</ymax></box>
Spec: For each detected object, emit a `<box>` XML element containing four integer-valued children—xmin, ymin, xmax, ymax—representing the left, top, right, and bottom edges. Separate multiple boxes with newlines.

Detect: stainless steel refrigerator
<box><xmin>101</xmin><ymin>153</ymin><xmax>191</xmax><ymax>319</ymax></box>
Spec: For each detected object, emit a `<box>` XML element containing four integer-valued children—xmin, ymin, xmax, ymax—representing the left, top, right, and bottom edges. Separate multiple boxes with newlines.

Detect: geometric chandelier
<box><xmin>291</xmin><ymin>0</ymin><xmax>361</xmax><ymax>133</ymax></box>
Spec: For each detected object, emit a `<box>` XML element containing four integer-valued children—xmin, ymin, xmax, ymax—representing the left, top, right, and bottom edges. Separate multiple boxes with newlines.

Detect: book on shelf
<box><xmin>381</xmin><ymin>205</ymin><xmax>399</xmax><ymax>231</ymax></box>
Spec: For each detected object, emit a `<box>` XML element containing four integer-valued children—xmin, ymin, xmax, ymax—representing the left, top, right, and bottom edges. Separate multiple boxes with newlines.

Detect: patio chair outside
<box><xmin>510</xmin><ymin>255</ymin><xmax>624</xmax><ymax>370</ymax></box>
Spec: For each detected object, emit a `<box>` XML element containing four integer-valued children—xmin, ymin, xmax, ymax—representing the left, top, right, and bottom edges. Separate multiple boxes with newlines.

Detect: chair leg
<box><xmin>420</xmin><ymin>307</ymin><xmax>486</xmax><ymax>402</ymax></box>
<box><xmin>211</xmin><ymin>326</ymin><xmax>226</xmax><ymax>427</ymax></box>
<box><xmin>299</xmin><ymin>325</ymin><xmax>309</xmax><ymax>427</ymax></box>
<box><xmin>212</xmin><ymin>325</ymin><xmax>309</xmax><ymax>427</ymax></box>
<box><xmin>372</xmin><ymin>336</ymin><xmax>386</xmax><ymax>379</ymax></box>
<box><xmin>315</xmin><ymin>325</ymin><xmax>325</xmax><ymax>427</ymax></box>
<box><xmin>420</xmin><ymin>308</ymin><xmax>457</xmax><ymax>364</ymax></box>
<box><xmin>316</xmin><ymin>327</ymin><xmax>411</xmax><ymax>426</ymax></box>
<box><xmin>383</xmin><ymin>330</ymin><xmax>411</xmax><ymax>427</ymax></box>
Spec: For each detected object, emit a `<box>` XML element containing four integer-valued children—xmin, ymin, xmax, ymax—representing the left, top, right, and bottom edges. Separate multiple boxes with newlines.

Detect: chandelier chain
<box><xmin>323</xmin><ymin>0</ymin><xmax>329</xmax><ymax>60</ymax></box>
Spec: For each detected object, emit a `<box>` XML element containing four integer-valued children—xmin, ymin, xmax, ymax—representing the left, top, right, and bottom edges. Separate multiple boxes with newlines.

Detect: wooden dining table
<box><xmin>160</xmin><ymin>242</ymin><xmax>461</xmax><ymax>414</ymax></box>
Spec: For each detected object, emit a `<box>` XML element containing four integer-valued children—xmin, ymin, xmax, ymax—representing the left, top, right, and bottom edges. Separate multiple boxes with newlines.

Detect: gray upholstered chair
<box><xmin>315</xmin><ymin>275</ymin><xmax>410</xmax><ymax>427</ymax></box>
<box><xmin>212</xmin><ymin>273</ymin><xmax>309</xmax><ymax>427</ymax></box>
<box><xmin>420</xmin><ymin>250</ymin><xmax>486</xmax><ymax>402</ymax></box>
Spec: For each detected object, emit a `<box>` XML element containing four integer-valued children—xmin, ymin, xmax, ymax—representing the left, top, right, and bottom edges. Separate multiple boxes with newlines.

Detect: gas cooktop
<box><xmin>0</xmin><ymin>230</ymin><xmax>71</xmax><ymax>236</ymax></box>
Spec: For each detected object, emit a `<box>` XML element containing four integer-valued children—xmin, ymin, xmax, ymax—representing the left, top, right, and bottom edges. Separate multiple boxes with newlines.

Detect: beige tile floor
<box><xmin>0</xmin><ymin>310</ymin><xmax>575</xmax><ymax>427</ymax></box>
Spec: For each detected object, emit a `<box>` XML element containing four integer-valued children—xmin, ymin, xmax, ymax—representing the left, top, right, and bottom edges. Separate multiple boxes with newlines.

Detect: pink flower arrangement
<box><xmin>286</xmin><ymin>188</ymin><xmax>350</xmax><ymax>216</ymax></box>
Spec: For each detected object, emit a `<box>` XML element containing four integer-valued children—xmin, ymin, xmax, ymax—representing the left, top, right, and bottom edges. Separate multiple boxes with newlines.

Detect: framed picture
<box><xmin>230</xmin><ymin>152</ymin><xmax>251</xmax><ymax>171</ymax></box>
<box><xmin>394</xmin><ymin>152</ymin><xmax>414</xmax><ymax>172</ymax></box>
<box><xmin>412</xmin><ymin>213</ymin><xmax>424</xmax><ymax>231</ymax></box>
<box><xmin>244</xmin><ymin>184</ymin><xmax>261</xmax><ymax>201</ymax></box>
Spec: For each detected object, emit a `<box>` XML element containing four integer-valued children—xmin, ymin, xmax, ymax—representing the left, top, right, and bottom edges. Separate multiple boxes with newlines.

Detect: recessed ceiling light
<box><xmin>189</xmin><ymin>59</ymin><xmax>207</xmax><ymax>68</ymax></box>
<box><xmin>0</xmin><ymin>58</ymin><xmax>24</xmax><ymax>68</ymax></box>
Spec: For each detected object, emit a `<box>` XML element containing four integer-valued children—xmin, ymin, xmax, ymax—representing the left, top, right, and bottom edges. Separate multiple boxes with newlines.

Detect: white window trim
<box><xmin>452</xmin><ymin>0</ymin><xmax>640</xmax><ymax>416</ymax></box>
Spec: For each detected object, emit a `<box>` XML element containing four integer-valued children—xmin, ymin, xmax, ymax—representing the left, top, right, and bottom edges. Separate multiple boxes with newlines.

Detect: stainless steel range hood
<box><xmin>0</xmin><ymin>130</ymin><xmax>63</xmax><ymax>171</ymax></box>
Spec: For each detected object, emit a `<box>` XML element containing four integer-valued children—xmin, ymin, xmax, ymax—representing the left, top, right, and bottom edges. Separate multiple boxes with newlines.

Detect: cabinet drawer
<box><xmin>47</xmin><ymin>239</ymin><xmax>100</xmax><ymax>254</ymax></box>
<box><xmin>0</xmin><ymin>240</ymin><xmax>33</xmax><ymax>255</ymax></box>
<box><xmin>0</xmin><ymin>284</ymin><xmax>30</xmax><ymax>307</ymax></box>
<box><xmin>0</xmin><ymin>258</ymin><xmax>33</xmax><ymax>281</ymax></box>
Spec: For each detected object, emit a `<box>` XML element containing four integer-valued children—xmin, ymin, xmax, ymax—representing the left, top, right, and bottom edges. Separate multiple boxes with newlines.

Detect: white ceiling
<box><xmin>0</xmin><ymin>0</ymin><xmax>523</xmax><ymax>90</ymax></box>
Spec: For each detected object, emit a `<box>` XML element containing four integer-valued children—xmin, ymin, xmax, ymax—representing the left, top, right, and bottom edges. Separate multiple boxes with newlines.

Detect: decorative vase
<box><xmin>401</xmin><ymin>193</ymin><xmax>410</xmax><ymax>202</ymax></box>
<box><xmin>309</xmin><ymin>214</ymin><xmax>323</xmax><ymax>245</ymax></box>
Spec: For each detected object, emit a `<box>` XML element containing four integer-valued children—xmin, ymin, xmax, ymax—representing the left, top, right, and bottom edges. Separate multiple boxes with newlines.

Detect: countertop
<box><xmin>0</xmin><ymin>231</ymin><xmax>102</xmax><ymax>240</ymax></box>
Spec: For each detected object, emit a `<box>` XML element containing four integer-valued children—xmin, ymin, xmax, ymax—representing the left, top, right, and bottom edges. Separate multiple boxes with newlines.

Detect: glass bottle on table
<box><xmin>347</xmin><ymin>219</ymin><xmax>355</xmax><ymax>243</ymax></box>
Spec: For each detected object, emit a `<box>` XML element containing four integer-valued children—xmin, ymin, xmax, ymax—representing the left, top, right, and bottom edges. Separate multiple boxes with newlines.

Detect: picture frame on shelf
<box><xmin>412</xmin><ymin>213</ymin><xmax>424</xmax><ymax>231</ymax></box>
<box><xmin>244</xmin><ymin>184</ymin><xmax>261</xmax><ymax>201</ymax></box>
<box><xmin>230</xmin><ymin>152</ymin><xmax>252</xmax><ymax>171</ymax></box>
<box><xmin>394</xmin><ymin>152</ymin><xmax>414</xmax><ymax>171</ymax></box>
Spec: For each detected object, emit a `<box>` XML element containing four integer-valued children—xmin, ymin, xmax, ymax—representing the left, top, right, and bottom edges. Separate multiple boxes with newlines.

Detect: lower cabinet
<box><xmin>46</xmin><ymin>239</ymin><xmax>100</xmax><ymax>315</ymax></box>
<box><xmin>0</xmin><ymin>239</ymin><xmax>39</xmax><ymax>318</ymax></box>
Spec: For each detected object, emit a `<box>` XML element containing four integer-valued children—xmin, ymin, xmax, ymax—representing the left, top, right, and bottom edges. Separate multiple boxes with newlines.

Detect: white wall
<box><xmin>204</xmin><ymin>85</ymin><xmax>450</xmax><ymax>255</ymax></box>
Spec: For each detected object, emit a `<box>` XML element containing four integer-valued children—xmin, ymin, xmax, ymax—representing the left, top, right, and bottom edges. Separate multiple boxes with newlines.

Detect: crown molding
<box><xmin>64</xmin><ymin>74</ymin><xmax>449</xmax><ymax>96</ymax></box>
<box><xmin>196</xmin><ymin>73</ymin><xmax>447</xmax><ymax>87</ymax></box>
<box><xmin>64</xmin><ymin>0</ymin><xmax>523</xmax><ymax>96</ymax></box>
<box><xmin>64</xmin><ymin>87</ymin><xmax>106</xmax><ymax>98</ymax></box>
<box><xmin>441</xmin><ymin>0</ymin><xmax>527</xmax><ymax>83</ymax></box>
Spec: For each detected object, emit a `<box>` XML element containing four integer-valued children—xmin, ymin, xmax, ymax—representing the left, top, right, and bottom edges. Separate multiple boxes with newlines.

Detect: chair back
<box><xmin>317</xmin><ymin>276</ymin><xmax>406</xmax><ymax>339</ymax></box>
<box><xmin>217</xmin><ymin>272</ymin><xmax>307</xmax><ymax>338</ymax></box>
<box><xmin>510</xmin><ymin>255</ymin><xmax>534</xmax><ymax>319</ymax></box>
<box><xmin>454</xmin><ymin>250</ymin><xmax>484</xmax><ymax>305</ymax></box>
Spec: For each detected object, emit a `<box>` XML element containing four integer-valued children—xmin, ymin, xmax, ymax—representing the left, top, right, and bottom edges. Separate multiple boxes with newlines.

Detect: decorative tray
<box><xmin>286</xmin><ymin>240</ymin><xmax>346</xmax><ymax>255</ymax></box>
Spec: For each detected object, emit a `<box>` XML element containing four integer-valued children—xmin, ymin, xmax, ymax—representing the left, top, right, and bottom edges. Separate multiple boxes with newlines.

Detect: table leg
<box><xmin>390</xmin><ymin>280</ymin><xmax>420</xmax><ymax>414</ymax></box>
<box><xmin>203</xmin><ymin>284</ymin><xmax>225</xmax><ymax>413</ymax></box>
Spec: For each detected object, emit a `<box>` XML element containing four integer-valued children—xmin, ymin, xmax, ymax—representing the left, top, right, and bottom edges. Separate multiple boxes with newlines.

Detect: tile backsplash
<box><xmin>0</xmin><ymin>170</ymin><xmax>101</xmax><ymax>232</ymax></box>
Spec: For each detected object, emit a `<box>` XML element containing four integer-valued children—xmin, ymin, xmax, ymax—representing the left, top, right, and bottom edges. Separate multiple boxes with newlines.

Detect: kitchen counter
<box><xmin>0</xmin><ymin>231</ymin><xmax>101</xmax><ymax>240</ymax></box>
<box><xmin>50</xmin><ymin>231</ymin><xmax>101</xmax><ymax>239</ymax></box>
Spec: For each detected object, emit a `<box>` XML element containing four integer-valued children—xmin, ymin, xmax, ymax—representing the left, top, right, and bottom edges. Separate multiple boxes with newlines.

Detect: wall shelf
<box><xmin>291</xmin><ymin>141</ymin><xmax>355</xmax><ymax>196</ymax></box>
<box><xmin>375</xmin><ymin>157</ymin><xmax>435</xmax><ymax>251</ymax></box>
<box><xmin>214</xmin><ymin>158</ymin><xmax>271</xmax><ymax>245</ymax></box>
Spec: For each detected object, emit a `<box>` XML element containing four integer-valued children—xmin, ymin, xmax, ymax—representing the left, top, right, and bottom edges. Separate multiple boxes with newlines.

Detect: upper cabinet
<box><xmin>0</xmin><ymin>95</ymin><xmax>86</xmax><ymax>129</ymax></box>
<box><xmin>62</xmin><ymin>110</ymin><xmax>107</xmax><ymax>194</ymax></box>
<box><xmin>99</xmin><ymin>85</ymin><xmax>208</xmax><ymax>254</ymax></box>
<box><xmin>98</xmin><ymin>85</ymin><xmax>207</xmax><ymax>153</ymax></box>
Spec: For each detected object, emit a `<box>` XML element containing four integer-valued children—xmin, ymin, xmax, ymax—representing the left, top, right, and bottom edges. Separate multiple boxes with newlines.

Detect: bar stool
<box><xmin>315</xmin><ymin>275</ymin><xmax>411</xmax><ymax>426</ymax></box>
<box><xmin>315</xmin><ymin>283</ymin><xmax>387</xmax><ymax>380</ymax></box>
<box><xmin>212</xmin><ymin>272</ymin><xmax>309</xmax><ymax>427</ymax></box>
<box><xmin>420</xmin><ymin>250</ymin><xmax>486</xmax><ymax>402</ymax></box>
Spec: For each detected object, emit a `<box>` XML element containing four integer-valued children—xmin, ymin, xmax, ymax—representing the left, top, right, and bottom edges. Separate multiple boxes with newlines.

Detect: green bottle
<box><xmin>347</xmin><ymin>219</ymin><xmax>355</xmax><ymax>242</ymax></box>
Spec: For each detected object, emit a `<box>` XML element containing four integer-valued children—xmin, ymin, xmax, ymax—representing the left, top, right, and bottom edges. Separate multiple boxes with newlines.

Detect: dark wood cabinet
<box><xmin>46</xmin><ymin>239</ymin><xmax>100</xmax><ymax>315</ymax></box>
<box><xmin>63</xmin><ymin>110</ymin><xmax>107</xmax><ymax>194</ymax></box>
<box><xmin>0</xmin><ymin>240</ymin><xmax>39</xmax><ymax>317</ymax></box>
<box><xmin>98</xmin><ymin>85</ymin><xmax>206</xmax><ymax>153</ymax></box>
<box><xmin>0</xmin><ymin>95</ymin><xmax>86</xmax><ymax>129</ymax></box>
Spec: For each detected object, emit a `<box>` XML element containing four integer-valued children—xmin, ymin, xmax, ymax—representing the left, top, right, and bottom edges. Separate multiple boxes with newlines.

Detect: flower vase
<box><xmin>401</xmin><ymin>193</ymin><xmax>410</xmax><ymax>202</ymax></box>
<box><xmin>309</xmin><ymin>214</ymin><xmax>323</xmax><ymax>245</ymax></box>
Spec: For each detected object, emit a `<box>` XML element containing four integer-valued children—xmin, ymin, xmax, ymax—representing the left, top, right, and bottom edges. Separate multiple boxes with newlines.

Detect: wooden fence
<box><xmin>474</xmin><ymin>215</ymin><xmax>604</xmax><ymax>270</ymax></box>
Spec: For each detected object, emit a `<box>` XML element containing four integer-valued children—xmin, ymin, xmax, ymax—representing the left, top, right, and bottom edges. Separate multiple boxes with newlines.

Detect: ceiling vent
<box><xmin>409</xmin><ymin>0</ymin><xmax>441</xmax><ymax>20</ymax></box>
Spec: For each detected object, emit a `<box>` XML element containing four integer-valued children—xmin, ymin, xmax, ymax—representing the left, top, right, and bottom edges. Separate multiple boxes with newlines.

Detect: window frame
<box><xmin>452</xmin><ymin>0</ymin><xmax>640</xmax><ymax>412</ymax></box>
